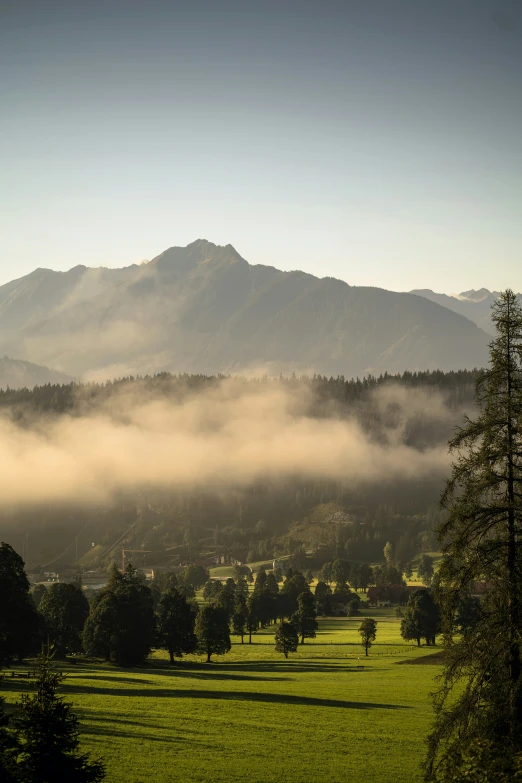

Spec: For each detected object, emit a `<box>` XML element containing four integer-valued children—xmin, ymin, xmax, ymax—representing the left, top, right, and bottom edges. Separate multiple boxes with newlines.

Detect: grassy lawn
<box><xmin>1</xmin><ymin>611</ymin><xmax>440</xmax><ymax>783</ymax></box>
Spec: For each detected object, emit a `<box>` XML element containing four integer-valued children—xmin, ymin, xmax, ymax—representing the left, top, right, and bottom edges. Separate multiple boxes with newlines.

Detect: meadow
<box><xmin>2</xmin><ymin>610</ymin><xmax>441</xmax><ymax>783</ymax></box>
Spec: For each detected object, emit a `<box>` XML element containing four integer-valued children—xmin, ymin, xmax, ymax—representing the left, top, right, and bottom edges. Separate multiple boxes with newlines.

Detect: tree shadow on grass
<box><xmin>153</xmin><ymin>661</ymin><xmax>372</xmax><ymax>675</ymax></box>
<box><xmin>62</xmin><ymin>683</ymin><xmax>407</xmax><ymax>711</ymax></box>
<box><xmin>154</xmin><ymin>670</ymin><xmax>291</xmax><ymax>683</ymax></box>
<box><xmin>70</xmin><ymin>669</ymin><xmax>290</xmax><ymax>684</ymax></box>
<box><xmin>145</xmin><ymin>658</ymin><xmax>368</xmax><ymax>675</ymax></box>
<box><xmin>79</xmin><ymin>713</ymin><xmax>224</xmax><ymax>751</ymax></box>
<box><xmin>71</xmin><ymin>674</ymin><xmax>155</xmax><ymax>685</ymax></box>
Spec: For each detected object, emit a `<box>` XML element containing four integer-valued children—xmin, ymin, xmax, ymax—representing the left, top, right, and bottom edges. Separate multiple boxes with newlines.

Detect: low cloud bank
<box><xmin>0</xmin><ymin>379</ymin><xmax>456</xmax><ymax>507</ymax></box>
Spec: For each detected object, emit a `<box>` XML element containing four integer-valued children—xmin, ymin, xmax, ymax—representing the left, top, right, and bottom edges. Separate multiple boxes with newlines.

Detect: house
<box><xmin>367</xmin><ymin>585</ymin><xmax>427</xmax><ymax>607</ymax></box>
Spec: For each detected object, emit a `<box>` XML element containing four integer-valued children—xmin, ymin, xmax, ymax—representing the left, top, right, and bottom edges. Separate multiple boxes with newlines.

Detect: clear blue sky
<box><xmin>1</xmin><ymin>0</ymin><xmax>521</xmax><ymax>292</ymax></box>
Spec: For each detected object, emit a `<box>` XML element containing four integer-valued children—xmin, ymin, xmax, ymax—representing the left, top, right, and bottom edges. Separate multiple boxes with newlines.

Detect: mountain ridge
<box><xmin>410</xmin><ymin>287</ymin><xmax>522</xmax><ymax>334</ymax></box>
<box><xmin>0</xmin><ymin>240</ymin><xmax>490</xmax><ymax>380</ymax></box>
<box><xmin>0</xmin><ymin>356</ymin><xmax>73</xmax><ymax>390</ymax></box>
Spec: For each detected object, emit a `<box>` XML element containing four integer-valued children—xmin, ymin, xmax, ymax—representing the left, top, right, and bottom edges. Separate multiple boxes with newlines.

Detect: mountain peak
<box><xmin>185</xmin><ymin>238</ymin><xmax>244</xmax><ymax>260</ymax></box>
<box><xmin>458</xmin><ymin>288</ymin><xmax>492</xmax><ymax>302</ymax></box>
<box><xmin>150</xmin><ymin>240</ymin><xmax>246</xmax><ymax>274</ymax></box>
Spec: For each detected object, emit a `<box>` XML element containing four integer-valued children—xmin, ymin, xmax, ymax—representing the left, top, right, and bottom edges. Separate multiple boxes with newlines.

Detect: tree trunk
<box><xmin>365</xmin><ymin>645</ymin><xmax>368</xmax><ymax>656</ymax></box>
<box><xmin>417</xmin><ymin>637</ymin><xmax>421</xmax><ymax>647</ymax></box>
<box><xmin>169</xmin><ymin>649</ymin><xmax>174</xmax><ymax>664</ymax></box>
<box><xmin>207</xmin><ymin>647</ymin><xmax>211</xmax><ymax>663</ymax></box>
<box><xmin>300</xmin><ymin>634</ymin><xmax>304</xmax><ymax>645</ymax></box>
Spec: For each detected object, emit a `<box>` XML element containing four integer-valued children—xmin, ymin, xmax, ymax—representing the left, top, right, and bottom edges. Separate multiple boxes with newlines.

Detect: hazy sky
<box><xmin>1</xmin><ymin>0</ymin><xmax>521</xmax><ymax>293</ymax></box>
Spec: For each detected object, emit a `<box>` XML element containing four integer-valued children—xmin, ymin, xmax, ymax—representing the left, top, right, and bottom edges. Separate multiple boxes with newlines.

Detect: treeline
<box><xmin>1</xmin><ymin>539</ymin><xmax>446</xmax><ymax>670</ymax></box>
<box><xmin>2</xmin><ymin>542</ymin><xmax>321</xmax><ymax>667</ymax></box>
<box><xmin>0</xmin><ymin>367</ymin><xmax>479</xmax><ymax>415</ymax></box>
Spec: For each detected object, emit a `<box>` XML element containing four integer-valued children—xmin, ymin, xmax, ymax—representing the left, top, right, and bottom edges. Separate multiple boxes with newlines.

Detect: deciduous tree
<box><xmin>358</xmin><ymin>617</ymin><xmax>377</xmax><ymax>656</ymax></box>
<box><xmin>232</xmin><ymin>595</ymin><xmax>248</xmax><ymax>643</ymax></box>
<box><xmin>82</xmin><ymin>564</ymin><xmax>155</xmax><ymax>666</ymax></box>
<box><xmin>400</xmin><ymin>589</ymin><xmax>439</xmax><ymax>647</ymax></box>
<box><xmin>292</xmin><ymin>591</ymin><xmax>318</xmax><ymax>644</ymax></box>
<box><xmin>314</xmin><ymin>581</ymin><xmax>332</xmax><ymax>616</ymax></box>
<box><xmin>418</xmin><ymin>554</ymin><xmax>435</xmax><ymax>587</ymax></box>
<box><xmin>38</xmin><ymin>583</ymin><xmax>89</xmax><ymax>659</ymax></box>
<box><xmin>195</xmin><ymin>605</ymin><xmax>231</xmax><ymax>663</ymax></box>
<box><xmin>0</xmin><ymin>543</ymin><xmax>39</xmax><ymax>666</ymax></box>
<box><xmin>274</xmin><ymin>622</ymin><xmax>298</xmax><ymax>658</ymax></box>
<box><xmin>157</xmin><ymin>588</ymin><xmax>197</xmax><ymax>663</ymax></box>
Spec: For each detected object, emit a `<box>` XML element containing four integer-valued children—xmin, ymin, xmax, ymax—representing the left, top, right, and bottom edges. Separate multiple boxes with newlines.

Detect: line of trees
<box><xmin>0</xmin><ymin>546</ymin><xmax>328</xmax><ymax>669</ymax></box>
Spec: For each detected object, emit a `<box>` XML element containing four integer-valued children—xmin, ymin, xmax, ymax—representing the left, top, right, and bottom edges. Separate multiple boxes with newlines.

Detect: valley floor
<box><xmin>2</xmin><ymin>611</ymin><xmax>441</xmax><ymax>783</ymax></box>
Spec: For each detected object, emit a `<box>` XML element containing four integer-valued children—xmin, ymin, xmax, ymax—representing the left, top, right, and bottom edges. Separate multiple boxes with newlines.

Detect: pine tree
<box><xmin>426</xmin><ymin>291</ymin><xmax>522</xmax><ymax>780</ymax></box>
<box><xmin>13</xmin><ymin>656</ymin><xmax>105</xmax><ymax>783</ymax></box>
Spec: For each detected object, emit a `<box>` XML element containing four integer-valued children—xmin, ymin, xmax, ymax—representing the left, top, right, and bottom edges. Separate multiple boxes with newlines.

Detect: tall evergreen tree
<box><xmin>426</xmin><ymin>291</ymin><xmax>522</xmax><ymax>780</ymax></box>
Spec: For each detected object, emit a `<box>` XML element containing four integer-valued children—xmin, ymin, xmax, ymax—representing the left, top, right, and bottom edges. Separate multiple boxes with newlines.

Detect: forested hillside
<box><xmin>0</xmin><ymin>369</ymin><xmax>477</xmax><ymax>572</ymax></box>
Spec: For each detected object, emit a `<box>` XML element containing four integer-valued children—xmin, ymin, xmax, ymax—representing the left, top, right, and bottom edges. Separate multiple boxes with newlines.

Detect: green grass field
<box><xmin>1</xmin><ymin>611</ymin><xmax>441</xmax><ymax>783</ymax></box>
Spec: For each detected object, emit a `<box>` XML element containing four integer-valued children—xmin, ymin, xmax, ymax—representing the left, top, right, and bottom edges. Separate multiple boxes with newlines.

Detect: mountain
<box><xmin>410</xmin><ymin>288</ymin><xmax>522</xmax><ymax>334</ymax></box>
<box><xmin>0</xmin><ymin>240</ymin><xmax>491</xmax><ymax>379</ymax></box>
<box><xmin>0</xmin><ymin>356</ymin><xmax>73</xmax><ymax>390</ymax></box>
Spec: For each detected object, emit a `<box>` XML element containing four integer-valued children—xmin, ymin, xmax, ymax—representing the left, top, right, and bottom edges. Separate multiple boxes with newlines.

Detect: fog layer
<box><xmin>0</xmin><ymin>379</ymin><xmax>455</xmax><ymax>507</ymax></box>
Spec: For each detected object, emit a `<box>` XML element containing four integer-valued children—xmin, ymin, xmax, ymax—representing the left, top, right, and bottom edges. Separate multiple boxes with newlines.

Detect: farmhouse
<box><xmin>367</xmin><ymin>585</ymin><xmax>427</xmax><ymax>607</ymax></box>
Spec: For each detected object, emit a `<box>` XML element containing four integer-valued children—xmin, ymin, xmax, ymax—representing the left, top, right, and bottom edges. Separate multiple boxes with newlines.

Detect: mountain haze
<box><xmin>410</xmin><ymin>288</ymin><xmax>522</xmax><ymax>334</ymax></box>
<box><xmin>0</xmin><ymin>241</ymin><xmax>490</xmax><ymax>379</ymax></box>
<box><xmin>0</xmin><ymin>356</ymin><xmax>73</xmax><ymax>390</ymax></box>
